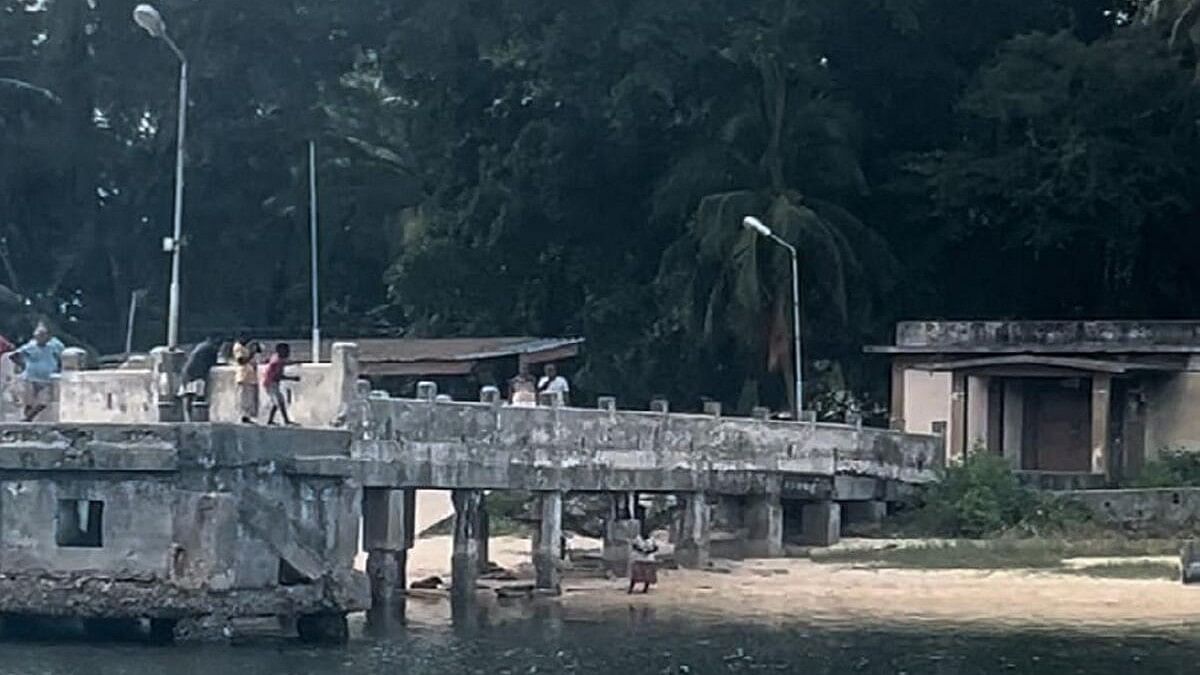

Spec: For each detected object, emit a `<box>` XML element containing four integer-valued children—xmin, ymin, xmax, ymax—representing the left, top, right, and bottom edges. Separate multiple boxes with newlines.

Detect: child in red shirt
<box><xmin>262</xmin><ymin>343</ymin><xmax>300</xmax><ymax>426</ymax></box>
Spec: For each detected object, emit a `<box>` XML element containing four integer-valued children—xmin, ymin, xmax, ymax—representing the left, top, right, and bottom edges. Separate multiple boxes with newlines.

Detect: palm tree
<box><xmin>655</xmin><ymin>3</ymin><xmax>894</xmax><ymax>413</ymax></box>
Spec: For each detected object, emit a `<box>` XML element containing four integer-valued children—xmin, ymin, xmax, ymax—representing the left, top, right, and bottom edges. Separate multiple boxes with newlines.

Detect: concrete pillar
<box><xmin>675</xmin><ymin>492</ymin><xmax>710</xmax><ymax>568</ymax></box>
<box><xmin>1092</xmin><ymin>373</ymin><xmax>1112</xmax><ymax>479</ymax></box>
<box><xmin>603</xmin><ymin>493</ymin><xmax>639</xmax><ymax>576</ymax></box>
<box><xmin>477</xmin><ymin>494</ymin><xmax>491</xmax><ymax>574</ymax></box>
<box><xmin>802</xmin><ymin>501</ymin><xmax>842</xmax><ymax>547</ymax></box>
<box><xmin>532</xmin><ymin>491</ymin><xmax>563</xmax><ymax>593</ymax></box>
<box><xmin>842</xmin><ymin>500</ymin><xmax>886</xmax><ymax>528</ymax></box>
<box><xmin>60</xmin><ymin>347</ymin><xmax>87</xmax><ymax>371</ymax></box>
<box><xmin>966</xmin><ymin>375</ymin><xmax>990</xmax><ymax>453</ymax></box>
<box><xmin>744</xmin><ymin>493</ymin><xmax>783</xmax><ymax>558</ymax></box>
<box><xmin>948</xmin><ymin>372</ymin><xmax>967</xmax><ymax>462</ymax></box>
<box><xmin>703</xmin><ymin>400</ymin><xmax>722</xmax><ymax>417</ymax></box>
<box><xmin>450</xmin><ymin>489</ymin><xmax>483</xmax><ymax>599</ymax></box>
<box><xmin>1002</xmin><ymin>380</ymin><xmax>1025</xmax><ymax>468</ymax></box>
<box><xmin>889</xmin><ymin>360</ymin><xmax>907</xmax><ymax>430</ymax></box>
<box><xmin>362</xmin><ymin>487</ymin><xmax>411</xmax><ymax>610</ymax></box>
<box><xmin>151</xmin><ymin>346</ymin><xmax>185</xmax><ymax>422</ymax></box>
<box><xmin>329</xmin><ymin>342</ymin><xmax>360</xmax><ymax>427</ymax></box>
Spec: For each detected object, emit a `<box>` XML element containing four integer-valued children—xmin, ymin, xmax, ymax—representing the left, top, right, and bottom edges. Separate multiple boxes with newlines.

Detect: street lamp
<box><xmin>742</xmin><ymin>215</ymin><xmax>803</xmax><ymax>420</ymax></box>
<box><xmin>134</xmin><ymin>3</ymin><xmax>187</xmax><ymax>349</ymax></box>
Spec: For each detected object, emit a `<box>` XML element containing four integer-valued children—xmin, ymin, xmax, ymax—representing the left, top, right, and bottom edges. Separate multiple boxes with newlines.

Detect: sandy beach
<box><xmin>365</xmin><ymin>532</ymin><xmax>1200</xmax><ymax>632</ymax></box>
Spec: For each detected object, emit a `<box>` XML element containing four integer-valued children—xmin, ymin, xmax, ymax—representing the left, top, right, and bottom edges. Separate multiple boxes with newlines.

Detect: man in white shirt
<box><xmin>537</xmin><ymin>363</ymin><xmax>569</xmax><ymax>405</ymax></box>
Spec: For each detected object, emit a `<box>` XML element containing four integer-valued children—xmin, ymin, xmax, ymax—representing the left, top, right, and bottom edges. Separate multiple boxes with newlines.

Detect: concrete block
<box><xmin>703</xmin><ymin>401</ymin><xmax>722</xmax><ymax>418</ymax></box>
<box><xmin>416</xmin><ymin>382</ymin><xmax>437</xmax><ymax>401</ymax></box>
<box><xmin>675</xmin><ymin>493</ymin><xmax>710</xmax><ymax>569</ymax></box>
<box><xmin>752</xmin><ymin>407</ymin><xmax>771</xmax><ymax>421</ymax></box>
<box><xmin>842</xmin><ymin>500</ymin><xmax>887</xmax><ymax>527</ymax></box>
<box><xmin>801</xmin><ymin>501</ymin><xmax>841</xmax><ymax>547</ymax></box>
<box><xmin>538</xmin><ymin>391</ymin><xmax>562</xmax><ymax>408</ymax></box>
<box><xmin>479</xmin><ymin>386</ymin><xmax>501</xmax><ymax>405</ymax></box>
<box><xmin>650</xmin><ymin>398</ymin><xmax>669</xmax><ymax>414</ymax></box>
<box><xmin>1182</xmin><ymin>541</ymin><xmax>1200</xmax><ymax>584</ymax></box>
<box><xmin>603</xmin><ymin>518</ymin><xmax>640</xmax><ymax>576</ymax></box>
<box><xmin>744</xmin><ymin>494</ymin><xmax>783</xmax><ymax>558</ymax></box>
<box><xmin>597</xmin><ymin>397</ymin><xmax>617</xmax><ymax>412</ymax></box>
<box><xmin>61</xmin><ymin>348</ymin><xmax>87</xmax><ymax>372</ymax></box>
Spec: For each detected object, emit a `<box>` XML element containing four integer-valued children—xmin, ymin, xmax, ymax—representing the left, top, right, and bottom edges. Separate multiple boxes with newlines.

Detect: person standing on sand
<box><xmin>628</xmin><ymin>531</ymin><xmax>659</xmax><ymax>594</ymax></box>
<box><xmin>8</xmin><ymin>323</ymin><xmax>64</xmax><ymax>422</ymax></box>
<box><xmin>232</xmin><ymin>337</ymin><xmax>260</xmax><ymax>424</ymax></box>
<box><xmin>262</xmin><ymin>342</ymin><xmax>300</xmax><ymax>426</ymax></box>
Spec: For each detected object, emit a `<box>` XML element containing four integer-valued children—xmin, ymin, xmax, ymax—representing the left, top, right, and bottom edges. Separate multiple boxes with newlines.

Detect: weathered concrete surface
<box><xmin>675</xmin><ymin>493</ymin><xmax>711</xmax><ymax>569</ymax></box>
<box><xmin>1062</xmin><ymin>487</ymin><xmax>1200</xmax><ymax>531</ymax></box>
<box><xmin>891</xmin><ymin>320</ymin><xmax>1200</xmax><ymax>353</ymax></box>
<box><xmin>348</xmin><ymin>399</ymin><xmax>942</xmax><ymax>493</ymax></box>
<box><xmin>532</xmin><ymin>491</ymin><xmax>563</xmax><ymax>593</ymax></box>
<box><xmin>0</xmin><ymin>423</ymin><xmax>367</xmax><ymax>628</ymax></box>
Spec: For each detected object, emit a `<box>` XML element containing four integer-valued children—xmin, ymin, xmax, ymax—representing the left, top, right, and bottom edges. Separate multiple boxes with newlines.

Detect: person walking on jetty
<box><xmin>177</xmin><ymin>336</ymin><xmax>221</xmax><ymax>422</ymax></box>
<box><xmin>263</xmin><ymin>342</ymin><xmax>300</xmax><ymax>426</ymax></box>
<box><xmin>628</xmin><ymin>531</ymin><xmax>659</xmax><ymax>594</ymax></box>
<box><xmin>8</xmin><ymin>323</ymin><xmax>64</xmax><ymax>422</ymax></box>
<box><xmin>509</xmin><ymin>362</ymin><xmax>537</xmax><ymax>407</ymax></box>
<box><xmin>232</xmin><ymin>336</ymin><xmax>261</xmax><ymax>424</ymax></box>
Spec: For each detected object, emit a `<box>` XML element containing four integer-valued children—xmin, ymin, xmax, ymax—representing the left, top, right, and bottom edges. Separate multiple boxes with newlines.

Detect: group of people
<box><xmin>179</xmin><ymin>336</ymin><xmax>299</xmax><ymax>425</ymax></box>
<box><xmin>507</xmin><ymin>362</ymin><xmax>570</xmax><ymax>407</ymax></box>
<box><xmin>1</xmin><ymin>323</ymin><xmax>65</xmax><ymax>422</ymax></box>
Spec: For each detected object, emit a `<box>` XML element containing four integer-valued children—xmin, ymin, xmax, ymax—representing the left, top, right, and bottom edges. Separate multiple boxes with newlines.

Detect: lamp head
<box><xmin>742</xmin><ymin>215</ymin><xmax>772</xmax><ymax>237</ymax></box>
<box><xmin>133</xmin><ymin>4</ymin><xmax>167</xmax><ymax>38</ymax></box>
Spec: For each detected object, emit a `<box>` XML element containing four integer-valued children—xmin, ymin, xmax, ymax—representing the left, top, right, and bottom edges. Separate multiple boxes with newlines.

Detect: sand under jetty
<box><xmin>357</xmin><ymin>533</ymin><xmax>1200</xmax><ymax>632</ymax></box>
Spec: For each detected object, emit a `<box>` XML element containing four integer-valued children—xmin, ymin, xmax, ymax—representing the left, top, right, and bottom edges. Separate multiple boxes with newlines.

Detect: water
<box><xmin>0</xmin><ymin>605</ymin><xmax>1197</xmax><ymax>675</ymax></box>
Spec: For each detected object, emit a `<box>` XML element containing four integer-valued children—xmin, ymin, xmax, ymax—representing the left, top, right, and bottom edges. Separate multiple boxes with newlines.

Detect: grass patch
<box><xmin>1056</xmin><ymin>561</ymin><xmax>1179</xmax><ymax>581</ymax></box>
<box><xmin>811</xmin><ymin>538</ymin><xmax>1184</xmax><ymax>571</ymax></box>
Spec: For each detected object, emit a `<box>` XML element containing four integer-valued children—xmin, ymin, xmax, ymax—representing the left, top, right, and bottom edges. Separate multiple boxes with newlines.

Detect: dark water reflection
<box><xmin>1</xmin><ymin>604</ymin><xmax>1198</xmax><ymax>674</ymax></box>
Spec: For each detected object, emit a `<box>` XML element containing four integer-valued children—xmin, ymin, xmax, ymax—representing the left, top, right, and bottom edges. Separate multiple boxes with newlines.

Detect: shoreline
<box><xmin>369</xmin><ymin>534</ymin><xmax>1200</xmax><ymax>634</ymax></box>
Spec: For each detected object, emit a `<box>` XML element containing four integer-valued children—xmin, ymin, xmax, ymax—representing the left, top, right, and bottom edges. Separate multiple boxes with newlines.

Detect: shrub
<box><xmin>907</xmin><ymin>452</ymin><xmax>1091</xmax><ymax>538</ymax></box>
<box><xmin>1128</xmin><ymin>449</ymin><xmax>1200</xmax><ymax>488</ymax></box>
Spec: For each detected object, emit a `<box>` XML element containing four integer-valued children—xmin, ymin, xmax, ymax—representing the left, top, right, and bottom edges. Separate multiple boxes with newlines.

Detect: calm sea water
<box><xmin>0</xmin><ymin>603</ymin><xmax>1197</xmax><ymax>674</ymax></box>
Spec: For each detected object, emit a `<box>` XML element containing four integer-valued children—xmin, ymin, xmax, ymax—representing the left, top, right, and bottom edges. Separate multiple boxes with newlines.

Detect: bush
<box><xmin>906</xmin><ymin>453</ymin><xmax>1092</xmax><ymax>538</ymax></box>
<box><xmin>1128</xmin><ymin>449</ymin><xmax>1200</xmax><ymax>488</ymax></box>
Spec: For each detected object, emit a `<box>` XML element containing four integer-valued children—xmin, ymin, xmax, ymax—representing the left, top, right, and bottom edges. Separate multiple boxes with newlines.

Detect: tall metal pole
<box><xmin>166</xmin><ymin>55</ymin><xmax>187</xmax><ymax>349</ymax></box>
<box><xmin>788</xmin><ymin>245</ymin><xmax>803</xmax><ymax>420</ymax></box>
<box><xmin>308</xmin><ymin>140</ymin><xmax>320</xmax><ymax>364</ymax></box>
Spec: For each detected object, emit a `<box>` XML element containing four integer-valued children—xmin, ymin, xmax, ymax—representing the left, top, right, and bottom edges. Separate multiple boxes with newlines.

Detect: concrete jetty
<box><xmin>0</xmin><ymin>343</ymin><xmax>942</xmax><ymax>642</ymax></box>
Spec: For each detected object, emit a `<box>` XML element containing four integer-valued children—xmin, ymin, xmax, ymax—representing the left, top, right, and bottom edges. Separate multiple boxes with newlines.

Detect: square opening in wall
<box><xmin>56</xmin><ymin>499</ymin><xmax>104</xmax><ymax>548</ymax></box>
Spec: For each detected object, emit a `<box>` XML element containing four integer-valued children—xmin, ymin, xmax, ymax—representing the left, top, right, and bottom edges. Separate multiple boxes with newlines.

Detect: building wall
<box><xmin>902</xmin><ymin>369</ymin><xmax>951</xmax><ymax>435</ymax></box>
<box><xmin>58</xmin><ymin>369</ymin><xmax>155</xmax><ymax>423</ymax></box>
<box><xmin>207</xmin><ymin>362</ymin><xmax>338</xmax><ymax>426</ymax></box>
<box><xmin>1144</xmin><ymin>371</ymin><xmax>1200</xmax><ymax>459</ymax></box>
<box><xmin>0</xmin><ymin>477</ymin><xmax>174</xmax><ymax>577</ymax></box>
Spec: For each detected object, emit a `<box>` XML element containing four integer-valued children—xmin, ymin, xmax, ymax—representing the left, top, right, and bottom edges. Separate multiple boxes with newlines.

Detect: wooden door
<box><xmin>1025</xmin><ymin>379</ymin><xmax>1091</xmax><ymax>472</ymax></box>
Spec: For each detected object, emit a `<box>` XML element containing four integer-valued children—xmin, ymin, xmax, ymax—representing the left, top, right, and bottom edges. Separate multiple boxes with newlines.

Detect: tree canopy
<box><xmin>4</xmin><ymin>0</ymin><xmax>1198</xmax><ymax>415</ymax></box>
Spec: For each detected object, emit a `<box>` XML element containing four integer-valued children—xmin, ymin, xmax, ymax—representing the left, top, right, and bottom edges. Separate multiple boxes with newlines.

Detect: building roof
<box><xmin>866</xmin><ymin>321</ymin><xmax>1200</xmax><ymax>355</ymax></box>
<box><xmin>908</xmin><ymin>355</ymin><xmax>1185</xmax><ymax>375</ymax></box>
<box><xmin>105</xmin><ymin>336</ymin><xmax>584</xmax><ymax>377</ymax></box>
<box><xmin>282</xmin><ymin>336</ymin><xmax>584</xmax><ymax>376</ymax></box>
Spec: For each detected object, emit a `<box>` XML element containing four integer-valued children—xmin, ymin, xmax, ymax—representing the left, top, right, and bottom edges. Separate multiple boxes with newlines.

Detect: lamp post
<box><xmin>134</xmin><ymin>4</ymin><xmax>187</xmax><ymax>349</ymax></box>
<box><xmin>742</xmin><ymin>215</ymin><xmax>803</xmax><ymax>420</ymax></box>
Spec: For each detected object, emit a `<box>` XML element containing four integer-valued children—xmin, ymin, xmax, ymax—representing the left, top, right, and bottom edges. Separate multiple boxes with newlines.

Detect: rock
<box><xmin>410</xmin><ymin>575</ymin><xmax>443</xmax><ymax>590</ymax></box>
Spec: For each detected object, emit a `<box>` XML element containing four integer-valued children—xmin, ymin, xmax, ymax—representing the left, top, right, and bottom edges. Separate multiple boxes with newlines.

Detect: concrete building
<box><xmin>869</xmin><ymin>321</ymin><xmax>1200</xmax><ymax>486</ymax></box>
